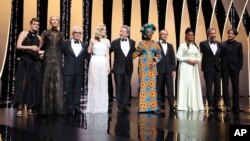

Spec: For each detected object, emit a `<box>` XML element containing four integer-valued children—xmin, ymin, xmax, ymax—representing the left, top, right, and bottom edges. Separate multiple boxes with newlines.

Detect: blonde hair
<box><xmin>93</xmin><ymin>24</ymin><xmax>107</xmax><ymax>41</ymax></box>
<box><xmin>49</xmin><ymin>16</ymin><xmax>60</xmax><ymax>30</ymax></box>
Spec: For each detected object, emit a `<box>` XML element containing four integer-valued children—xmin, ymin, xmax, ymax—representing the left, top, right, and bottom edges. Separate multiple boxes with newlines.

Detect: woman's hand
<box><xmin>148</xmin><ymin>61</ymin><xmax>157</xmax><ymax>69</ymax></box>
<box><xmin>186</xmin><ymin>59</ymin><xmax>198</xmax><ymax>65</ymax></box>
<box><xmin>152</xmin><ymin>61</ymin><xmax>157</xmax><ymax>67</ymax></box>
<box><xmin>30</xmin><ymin>45</ymin><xmax>39</xmax><ymax>51</ymax></box>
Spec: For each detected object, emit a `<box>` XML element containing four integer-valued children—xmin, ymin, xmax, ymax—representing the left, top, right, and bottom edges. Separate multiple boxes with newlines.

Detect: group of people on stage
<box><xmin>13</xmin><ymin>16</ymin><xmax>243</xmax><ymax>117</ymax></box>
<box><xmin>177</xmin><ymin>27</ymin><xmax>243</xmax><ymax>113</ymax></box>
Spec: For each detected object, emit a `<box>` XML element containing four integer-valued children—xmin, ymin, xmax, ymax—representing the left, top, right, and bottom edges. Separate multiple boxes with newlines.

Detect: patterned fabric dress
<box><xmin>138</xmin><ymin>114</ymin><xmax>159</xmax><ymax>140</ymax></box>
<box><xmin>40</xmin><ymin>29</ymin><xmax>65</xmax><ymax>115</ymax></box>
<box><xmin>134</xmin><ymin>40</ymin><xmax>162</xmax><ymax>112</ymax></box>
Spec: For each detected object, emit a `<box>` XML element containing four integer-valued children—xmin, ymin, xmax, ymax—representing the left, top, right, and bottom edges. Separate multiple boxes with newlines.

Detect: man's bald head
<box><xmin>159</xmin><ymin>29</ymin><xmax>168</xmax><ymax>41</ymax></box>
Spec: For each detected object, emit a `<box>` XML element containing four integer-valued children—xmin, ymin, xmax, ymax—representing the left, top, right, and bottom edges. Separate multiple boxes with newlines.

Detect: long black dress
<box><xmin>13</xmin><ymin>31</ymin><xmax>42</xmax><ymax>106</ymax></box>
<box><xmin>40</xmin><ymin>29</ymin><xmax>65</xmax><ymax>115</ymax></box>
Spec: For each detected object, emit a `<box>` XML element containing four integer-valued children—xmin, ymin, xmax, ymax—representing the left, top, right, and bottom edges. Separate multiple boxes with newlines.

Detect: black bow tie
<box><xmin>74</xmin><ymin>40</ymin><xmax>80</xmax><ymax>44</ymax></box>
<box><xmin>210</xmin><ymin>41</ymin><xmax>216</xmax><ymax>44</ymax></box>
<box><xmin>161</xmin><ymin>41</ymin><xmax>167</xmax><ymax>44</ymax></box>
<box><xmin>121</xmin><ymin>38</ymin><xmax>127</xmax><ymax>42</ymax></box>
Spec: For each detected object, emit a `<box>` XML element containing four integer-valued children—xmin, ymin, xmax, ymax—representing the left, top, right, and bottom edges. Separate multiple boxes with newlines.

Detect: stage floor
<box><xmin>0</xmin><ymin>97</ymin><xmax>250</xmax><ymax>141</ymax></box>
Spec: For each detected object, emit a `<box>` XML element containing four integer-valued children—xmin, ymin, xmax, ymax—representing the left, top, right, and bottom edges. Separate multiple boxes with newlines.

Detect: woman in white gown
<box><xmin>86</xmin><ymin>24</ymin><xmax>110</xmax><ymax>113</ymax></box>
<box><xmin>176</xmin><ymin>28</ymin><xmax>204</xmax><ymax>111</ymax></box>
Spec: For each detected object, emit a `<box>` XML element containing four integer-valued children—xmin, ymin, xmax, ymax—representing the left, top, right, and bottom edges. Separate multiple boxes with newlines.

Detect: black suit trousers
<box><xmin>114</xmin><ymin>72</ymin><xmax>131</xmax><ymax>109</ymax></box>
<box><xmin>222</xmin><ymin>70</ymin><xmax>240</xmax><ymax>109</ymax></box>
<box><xmin>203</xmin><ymin>72</ymin><xmax>221</xmax><ymax>107</ymax></box>
<box><xmin>64</xmin><ymin>75</ymin><xmax>82</xmax><ymax>111</ymax></box>
<box><xmin>115</xmin><ymin>112</ymin><xmax>130</xmax><ymax>138</ymax></box>
<box><xmin>157</xmin><ymin>73</ymin><xmax>174</xmax><ymax>107</ymax></box>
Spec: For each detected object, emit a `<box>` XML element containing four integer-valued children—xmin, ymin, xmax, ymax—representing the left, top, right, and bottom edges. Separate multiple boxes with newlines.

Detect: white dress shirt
<box><xmin>209</xmin><ymin>41</ymin><xmax>217</xmax><ymax>55</ymax></box>
<box><xmin>160</xmin><ymin>40</ymin><xmax>168</xmax><ymax>55</ymax></box>
<box><xmin>120</xmin><ymin>38</ymin><xmax>130</xmax><ymax>57</ymax></box>
<box><xmin>71</xmin><ymin>39</ymin><xmax>82</xmax><ymax>57</ymax></box>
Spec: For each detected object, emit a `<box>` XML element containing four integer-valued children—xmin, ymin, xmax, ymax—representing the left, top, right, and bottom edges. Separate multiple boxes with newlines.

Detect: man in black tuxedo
<box><xmin>221</xmin><ymin>29</ymin><xmax>243</xmax><ymax>113</ymax></box>
<box><xmin>200</xmin><ymin>28</ymin><xmax>222</xmax><ymax>112</ymax></box>
<box><xmin>110</xmin><ymin>25</ymin><xmax>136</xmax><ymax>113</ymax></box>
<box><xmin>61</xmin><ymin>26</ymin><xmax>89</xmax><ymax>114</ymax></box>
<box><xmin>156</xmin><ymin>29</ymin><xmax>176</xmax><ymax>111</ymax></box>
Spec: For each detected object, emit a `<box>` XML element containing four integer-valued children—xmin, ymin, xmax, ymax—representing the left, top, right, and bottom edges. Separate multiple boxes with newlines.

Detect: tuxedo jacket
<box><xmin>221</xmin><ymin>40</ymin><xmax>243</xmax><ymax>71</ymax></box>
<box><xmin>157</xmin><ymin>42</ymin><xmax>176</xmax><ymax>73</ymax></box>
<box><xmin>60</xmin><ymin>40</ymin><xmax>89</xmax><ymax>76</ymax></box>
<box><xmin>200</xmin><ymin>40</ymin><xmax>222</xmax><ymax>72</ymax></box>
<box><xmin>110</xmin><ymin>38</ymin><xmax>136</xmax><ymax>75</ymax></box>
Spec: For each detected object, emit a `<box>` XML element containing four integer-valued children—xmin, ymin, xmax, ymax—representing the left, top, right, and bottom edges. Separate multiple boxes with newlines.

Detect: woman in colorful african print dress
<box><xmin>134</xmin><ymin>23</ymin><xmax>162</xmax><ymax>113</ymax></box>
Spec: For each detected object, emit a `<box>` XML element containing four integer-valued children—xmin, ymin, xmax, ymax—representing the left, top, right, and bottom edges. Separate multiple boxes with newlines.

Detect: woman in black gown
<box><xmin>14</xmin><ymin>18</ymin><xmax>43</xmax><ymax>117</ymax></box>
<box><xmin>40</xmin><ymin>16</ymin><xmax>65</xmax><ymax>115</ymax></box>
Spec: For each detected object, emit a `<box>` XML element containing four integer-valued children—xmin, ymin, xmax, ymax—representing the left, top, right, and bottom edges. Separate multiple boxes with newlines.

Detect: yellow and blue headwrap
<box><xmin>140</xmin><ymin>23</ymin><xmax>156</xmax><ymax>38</ymax></box>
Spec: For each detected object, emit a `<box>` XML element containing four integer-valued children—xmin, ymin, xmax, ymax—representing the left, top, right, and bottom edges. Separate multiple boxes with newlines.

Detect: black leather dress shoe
<box><xmin>170</xmin><ymin>106</ymin><xmax>176</xmax><ymax>112</ymax></box>
<box><xmin>208</xmin><ymin>106</ymin><xmax>214</xmax><ymax>111</ymax></box>
<box><xmin>72</xmin><ymin>109</ymin><xmax>82</xmax><ymax>116</ymax></box>
<box><xmin>226</xmin><ymin>107</ymin><xmax>231</xmax><ymax>112</ymax></box>
<box><xmin>214</xmin><ymin>107</ymin><xmax>222</xmax><ymax>112</ymax></box>
<box><xmin>232</xmin><ymin>108</ymin><xmax>244</xmax><ymax>113</ymax></box>
<box><xmin>72</xmin><ymin>109</ymin><xmax>75</xmax><ymax>116</ymax></box>
<box><xmin>118</xmin><ymin>108</ymin><xmax>124</xmax><ymax>113</ymax></box>
<box><xmin>123</xmin><ymin>108</ymin><xmax>130</xmax><ymax>113</ymax></box>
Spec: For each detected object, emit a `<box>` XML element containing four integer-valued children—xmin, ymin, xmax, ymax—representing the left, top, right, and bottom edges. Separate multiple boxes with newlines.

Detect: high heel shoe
<box><xmin>28</xmin><ymin>109</ymin><xmax>34</xmax><ymax>116</ymax></box>
<box><xmin>16</xmin><ymin>109</ymin><xmax>22</xmax><ymax>117</ymax></box>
